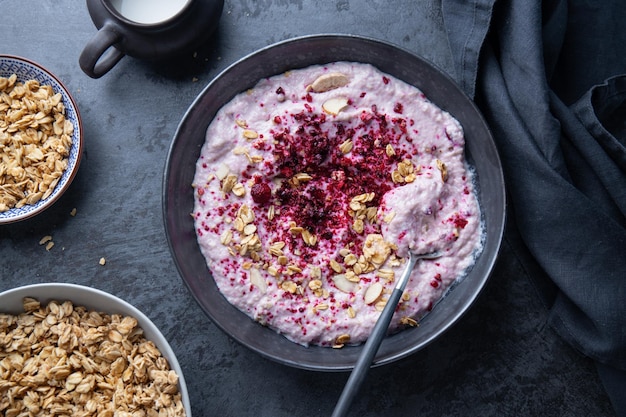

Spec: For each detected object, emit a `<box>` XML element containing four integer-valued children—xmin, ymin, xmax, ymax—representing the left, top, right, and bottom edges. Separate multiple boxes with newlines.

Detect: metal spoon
<box><xmin>331</xmin><ymin>250</ymin><xmax>441</xmax><ymax>417</ymax></box>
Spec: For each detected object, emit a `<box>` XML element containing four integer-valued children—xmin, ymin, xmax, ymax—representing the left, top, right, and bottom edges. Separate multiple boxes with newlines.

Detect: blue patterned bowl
<box><xmin>0</xmin><ymin>55</ymin><xmax>83</xmax><ymax>224</ymax></box>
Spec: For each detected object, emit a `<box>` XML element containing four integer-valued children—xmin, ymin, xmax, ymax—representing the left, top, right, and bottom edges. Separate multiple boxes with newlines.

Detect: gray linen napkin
<box><xmin>441</xmin><ymin>0</ymin><xmax>626</xmax><ymax>415</ymax></box>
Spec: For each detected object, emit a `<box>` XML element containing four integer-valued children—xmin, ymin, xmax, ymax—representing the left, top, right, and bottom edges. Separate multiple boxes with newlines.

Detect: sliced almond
<box><xmin>332</xmin><ymin>274</ymin><xmax>357</xmax><ymax>293</ymax></box>
<box><xmin>322</xmin><ymin>97</ymin><xmax>349</xmax><ymax>115</ymax></box>
<box><xmin>364</xmin><ymin>282</ymin><xmax>383</xmax><ymax>305</ymax></box>
<box><xmin>309</xmin><ymin>72</ymin><xmax>350</xmax><ymax>93</ymax></box>
<box><xmin>249</xmin><ymin>268</ymin><xmax>267</xmax><ymax>293</ymax></box>
<box><xmin>215</xmin><ymin>163</ymin><xmax>230</xmax><ymax>180</ymax></box>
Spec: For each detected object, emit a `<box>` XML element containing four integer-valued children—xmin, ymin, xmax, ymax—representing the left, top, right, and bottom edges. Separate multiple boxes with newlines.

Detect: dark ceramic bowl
<box><xmin>163</xmin><ymin>34</ymin><xmax>505</xmax><ymax>371</ymax></box>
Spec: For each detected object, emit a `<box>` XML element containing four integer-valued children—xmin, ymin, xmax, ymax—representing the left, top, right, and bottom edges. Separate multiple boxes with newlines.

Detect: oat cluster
<box><xmin>0</xmin><ymin>74</ymin><xmax>73</xmax><ymax>212</ymax></box>
<box><xmin>0</xmin><ymin>298</ymin><xmax>185</xmax><ymax>417</ymax></box>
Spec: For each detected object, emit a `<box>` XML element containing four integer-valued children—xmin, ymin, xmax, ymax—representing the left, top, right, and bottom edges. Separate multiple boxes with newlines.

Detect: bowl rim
<box><xmin>0</xmin><ymin>54</ymin><xmax>84</xmax><ymax>224</ymax></box>
<box><xmin>163</xmin><ymin>33</ymin><xmax>506</xmax><ymax>371</ymax></box>
<box><xmin>0</xmin><ymin>282</ymin><xmax>192</xmax><ymax>415</ymax></box>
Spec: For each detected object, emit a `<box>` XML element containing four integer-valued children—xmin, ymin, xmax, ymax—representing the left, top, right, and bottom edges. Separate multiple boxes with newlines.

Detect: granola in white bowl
<box><xmin>0</xmin><ymin>284</ymin><xmax>189</xmax><ymax>416</ymax></box>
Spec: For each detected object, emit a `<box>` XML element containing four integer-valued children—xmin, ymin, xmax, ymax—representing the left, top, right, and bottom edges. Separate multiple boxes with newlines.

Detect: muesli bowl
<box><xmin>0</xmin><ymin>55</ymin><xmax>83</xmax><ymax>224</ymax></box>
<box><xmin>163</xmin><ymin>34</ymin><xmax>506</xmax><ymax>371</ymax></box>
<box><xmin>0</xmin><ymin>283</ymin><xmax>191</xmax><ymax>416</ymax></box>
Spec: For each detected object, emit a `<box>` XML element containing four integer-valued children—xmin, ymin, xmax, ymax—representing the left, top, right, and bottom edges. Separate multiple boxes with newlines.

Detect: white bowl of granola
<box><xmin>0</xmin><ymin>55</ymin><xmax>83</xmax><ymax>224</ymax></box>
<box><xmin>0</xmin><ymin>283</ymin><xmax>190</xmax><ymax>416</ymax></box>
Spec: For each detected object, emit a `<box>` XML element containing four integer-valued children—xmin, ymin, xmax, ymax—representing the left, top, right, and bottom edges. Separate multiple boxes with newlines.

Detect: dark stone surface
<box><xmin>0</xmin><ymin>1</ymin><xmax>615</xmax><ymax>415</ymax></box>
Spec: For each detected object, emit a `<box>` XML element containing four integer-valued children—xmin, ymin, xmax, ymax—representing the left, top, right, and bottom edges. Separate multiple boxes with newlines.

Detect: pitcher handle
<box><xmin>79</xmin><ymin>23</ymin><xmax>125</xmax><ymax>78</ymax></box>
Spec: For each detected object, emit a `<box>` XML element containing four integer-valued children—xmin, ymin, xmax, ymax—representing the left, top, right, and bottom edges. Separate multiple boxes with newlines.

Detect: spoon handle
<box><xmin>331</xmin><ymin>253</ymin><xmax>418</xmax><ymax>417</ymax></box>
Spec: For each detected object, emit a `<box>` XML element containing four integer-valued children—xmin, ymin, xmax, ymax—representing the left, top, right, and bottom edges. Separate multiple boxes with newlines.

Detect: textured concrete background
<box><xmin>0</xmin><ymin>0</ymin><xmax>615</xmax><ymax>415</ymax></box>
